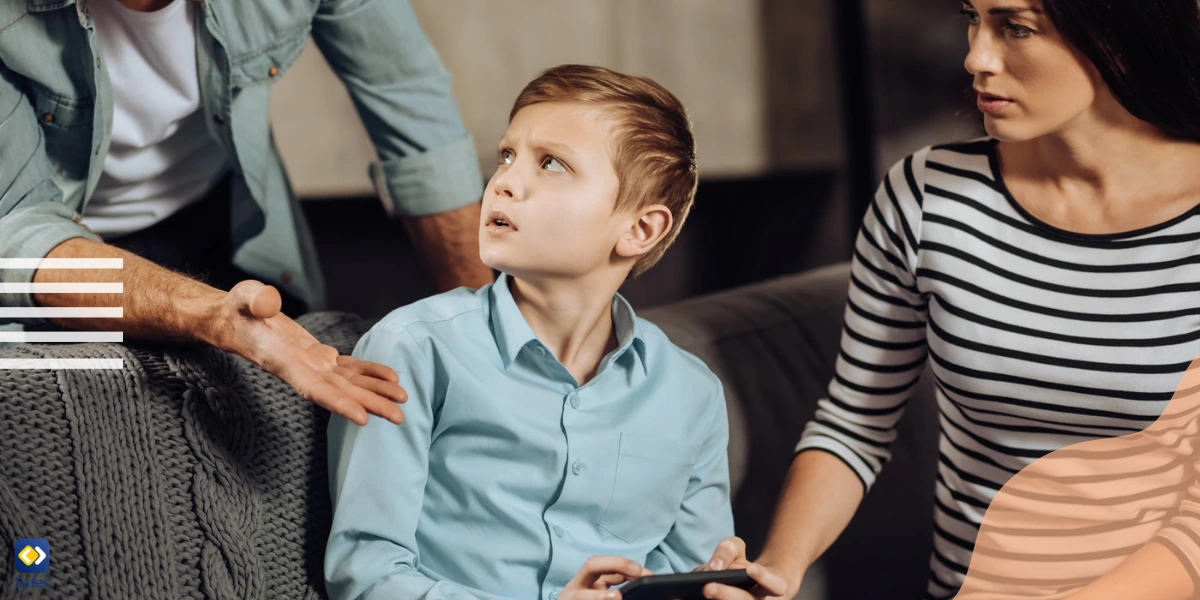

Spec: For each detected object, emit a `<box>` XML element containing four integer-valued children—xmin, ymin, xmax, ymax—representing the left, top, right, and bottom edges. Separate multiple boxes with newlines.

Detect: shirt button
<box><xmin>550</xmin><ymin>592</ymin><xmax>559</xmax><ymax>600</ymax></box>
<box><xmin>571</xmin><ymin>461</ymin><xmax>584</xmax><ymax>475</ymax></box>
<box><xmin>568</xmin><ymin>393</ymin><xmax>580</xmax><ymax>409</ymax></box>
<box><xmin>535</xmin><ymin>346</ymin><xmax>547</xmax><ymax>357</ymax></box>
<box><xmin>553</xmin><ymin>525</ymin><xmax>565</xmax><ymax>537</ymax></box>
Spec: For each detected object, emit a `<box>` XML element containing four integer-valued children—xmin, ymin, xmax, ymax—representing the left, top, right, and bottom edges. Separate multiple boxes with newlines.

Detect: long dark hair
<box><xmin>1043</xmin><ymin>0</ymin><xmax>1200</xmax><ymax>142</ymax></box>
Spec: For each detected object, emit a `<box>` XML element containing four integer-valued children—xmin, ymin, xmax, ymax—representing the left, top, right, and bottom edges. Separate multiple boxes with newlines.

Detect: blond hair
<box><xmin>510</xmin><ymin>64</ymin><xmax>698</xmax><ymax>278</ymax></box>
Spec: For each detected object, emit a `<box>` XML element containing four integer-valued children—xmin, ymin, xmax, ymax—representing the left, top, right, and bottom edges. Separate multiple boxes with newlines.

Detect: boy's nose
<box><xmin>491</xmin><ymin>169</ymin><xmax>524</xmax><ymax>201</ymax></box>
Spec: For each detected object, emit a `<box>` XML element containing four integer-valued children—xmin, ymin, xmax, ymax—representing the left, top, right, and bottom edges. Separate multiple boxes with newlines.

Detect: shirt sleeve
<box><xmin>310</xmin><ymin>0</ymin><xmax>483</xmax><ymax>219</ymax></box>
<box><xmin>0</xmin><ymin>61</ymin><xmax>102</xmax><ymax>321</ymax></box>
<box><xmin>1151</xmin><ymin>408</ymin><xmax>1200</xmax><ymax>587</ymax></box>
<box><xmin>645</xmin><ymin>377</ymin><xmax>735</xmax><ymax>574</ymax></box>
<box><xmin>324</xmin><ymin>321</ymin><xmax>482</xmax><ymax>600</ymax></box>
<box><xmin>794</xmin><ymin>150</ymin><xmax>931</xmax><ymax>493</ymax></box>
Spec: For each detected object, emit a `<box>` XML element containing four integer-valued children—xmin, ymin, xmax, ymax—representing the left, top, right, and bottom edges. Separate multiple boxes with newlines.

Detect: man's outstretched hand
<box><xmin>211</xmin><ymin>280</ymin><xmax>407</xmax><ymax>425</ymax></box>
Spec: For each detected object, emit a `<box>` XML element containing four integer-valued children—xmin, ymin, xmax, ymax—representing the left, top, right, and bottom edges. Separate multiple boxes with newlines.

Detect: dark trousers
<box><xmin>104</xmin><ymin>173</ymin><xmax>309</xmax><ymax>317</ymax></box>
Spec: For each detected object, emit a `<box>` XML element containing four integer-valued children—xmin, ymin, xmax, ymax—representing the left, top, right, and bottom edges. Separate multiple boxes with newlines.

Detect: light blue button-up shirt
<box><xmin>325</xmin><ymin>274</ymin><xmax>733</xmax><ymax>600</ymax></box>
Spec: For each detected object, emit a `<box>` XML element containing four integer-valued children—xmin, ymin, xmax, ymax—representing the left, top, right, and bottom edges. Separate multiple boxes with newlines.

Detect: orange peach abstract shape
<box><xmin>956</xmin><ymin>357</ymin><xmax>1200</xmax><ymax>599</ymax></box>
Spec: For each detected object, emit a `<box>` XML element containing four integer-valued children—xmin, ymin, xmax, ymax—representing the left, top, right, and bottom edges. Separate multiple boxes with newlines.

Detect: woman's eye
<box><xmin>1007</xmin><ymin>22</ymin><xmax>1033</xmax><ymax>38</ymax></box>
<box><xmin>542</xmin><ymin>157</ymin><xmax>567</xmax><ymax>173</ymax></box>
<box><xmin>959</xmin><ymin>8</ymin><xmax>980</xmax><ymax>25</ymax></box>
<box><xmin>499</xmin><ymin>150</ymin><xmax>514</xmax><ymax>165</ymax></box>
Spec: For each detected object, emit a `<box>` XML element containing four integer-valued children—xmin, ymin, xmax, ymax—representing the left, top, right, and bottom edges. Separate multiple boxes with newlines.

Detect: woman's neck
<box><xmin>1009</xmin><ymin>101</ymin><xmax>1199</xmax><ymax>199</ymax></box>
<box><xmin>508</xmin><ymin>274</ymin><xmax>621</xmax><ymax>386</ymax></box>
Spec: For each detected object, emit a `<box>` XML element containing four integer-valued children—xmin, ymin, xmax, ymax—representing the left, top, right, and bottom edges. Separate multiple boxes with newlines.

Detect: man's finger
<box><xmin>229</xmin><ymin>280</ymin><xmax>282</xmax><ymax>319</ymax></box>
<box><xmin>337</xmin><ymin>355</ymin><xmax>400</xmax><ymax>383</ymax></box>
<box><xmin>306</xmin><ymin>378</ymin><xmax>368</xmax><ymax>425</ymax></box>
<box><xmin>745</xmin><ymin>563</ymin><xmax>790</xmax><ymax>597</ymax></box>
<box><xmin>703</xmin><ymin>583</ymin><xmax>756</xmax><ymax>600</ymax></box>
<box><xmin>334</xmin><ymin>367</ymin><xmax>408</xmax><ymax>403</ymax></box>
<box><xmin>329</xmin><ymin>373</ymin><xmax>404</xmax><ymax>424</ymax></box>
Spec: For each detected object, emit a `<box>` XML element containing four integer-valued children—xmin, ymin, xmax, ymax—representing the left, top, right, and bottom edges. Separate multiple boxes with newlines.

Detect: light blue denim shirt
<box><xmin>325</xmin><ymin>274</ymin><xmax>733</xmax><ymax>600</ymax></box>
<box><xmin>0</xmin><ymin>0</ymin><xmax>482</xmax><ymax>321</ymax></box>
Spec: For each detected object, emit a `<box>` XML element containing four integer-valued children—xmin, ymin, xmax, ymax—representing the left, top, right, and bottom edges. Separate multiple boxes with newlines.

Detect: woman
<box><xmin>699</xmin><ymin>0</ymin><xmax>1200</xmax><ymax>598</ymax></box>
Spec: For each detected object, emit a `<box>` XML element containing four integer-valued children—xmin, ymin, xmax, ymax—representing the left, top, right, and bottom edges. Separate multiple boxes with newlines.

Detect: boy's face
<box><xmin>479</xmin><ymin>101</ymin><xmax>630</xmax><ymax>280</ymax></box>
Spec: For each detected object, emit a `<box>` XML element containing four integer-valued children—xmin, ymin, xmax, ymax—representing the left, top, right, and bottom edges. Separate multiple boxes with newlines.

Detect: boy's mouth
<box><xmin>486</xmin><ymin>211</ymin><xmax>517</xmax><ymax>232</ymax></box>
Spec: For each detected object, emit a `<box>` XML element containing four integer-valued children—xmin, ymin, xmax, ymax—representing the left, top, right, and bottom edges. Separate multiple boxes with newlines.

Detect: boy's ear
<box><xmin>615</xmin><ymin>204</ymin><xmax>673</xmax><ymax>259</ymax></box>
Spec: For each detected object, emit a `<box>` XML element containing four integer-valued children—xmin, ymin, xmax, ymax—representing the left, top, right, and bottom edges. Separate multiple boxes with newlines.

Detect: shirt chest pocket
<box><xmin>30</xmin><ymin>84</ymin><xmax>94</xmax><ymax>181</ymax></box>
<box><xmin>228</xmin><ymin>25</ymin><xmax>309</xmax><ymax>92</ymax></box>
<box><xmin>598</xmin><ymin>433</ymin><xmax>701</xmax><ymax>544</ymax></box>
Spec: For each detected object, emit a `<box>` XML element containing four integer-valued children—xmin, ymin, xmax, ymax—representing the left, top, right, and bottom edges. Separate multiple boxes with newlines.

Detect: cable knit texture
<box><xmin>0</xmin><ymin>312</ymin><xmax>371</xmax><ymax>600</ymax></box>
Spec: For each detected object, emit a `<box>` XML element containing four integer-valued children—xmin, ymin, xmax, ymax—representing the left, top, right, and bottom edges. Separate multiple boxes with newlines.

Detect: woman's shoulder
<box><xmin>882</xmin><ymin>136</ymin><xmax>997</xmax><ymax>197</ymax></box>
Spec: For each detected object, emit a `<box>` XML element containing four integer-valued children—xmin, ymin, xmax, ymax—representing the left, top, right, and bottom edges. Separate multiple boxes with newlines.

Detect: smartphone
<box><xmin>617</xmin><ymin>569</ymin><xmax>756</xmax><ymax>600</ymax></box>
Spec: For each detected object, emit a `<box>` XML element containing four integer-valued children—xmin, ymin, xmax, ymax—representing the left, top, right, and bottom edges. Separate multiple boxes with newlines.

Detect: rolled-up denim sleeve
<box><xmin>0</xmin><ymin>61</ymin><xmax>101</xmax><ymax>319</ymax></box>
<box><xmin>311</xmin><ymin>0</ymin><xmax>483</xmax><ymax>219</ymax></box>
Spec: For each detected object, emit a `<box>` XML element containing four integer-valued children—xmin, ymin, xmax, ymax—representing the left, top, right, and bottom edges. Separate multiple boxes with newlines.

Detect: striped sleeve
<box><xmin>795</xmin><ymin>149</ymin><xmax>932</xmax><ymax>491</ymax></box>
<box><xmin>1151</xmin><ymin>418</ymin><xmax>1200</xmax><ymax>587</ymax></box>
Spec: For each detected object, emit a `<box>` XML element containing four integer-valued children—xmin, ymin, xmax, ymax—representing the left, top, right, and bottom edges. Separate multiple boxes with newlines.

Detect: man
<box><xmin>0</xmin><ymin>0</ymin><xmax>493</xmax><ymax>425</ymax></box>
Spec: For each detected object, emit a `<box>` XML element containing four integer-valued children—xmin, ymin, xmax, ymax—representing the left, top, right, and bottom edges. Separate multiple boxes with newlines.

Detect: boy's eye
<box><xmin>542</xmin><ymin>156</ymin><xmax>567</xmax><ymax>173</ymax></box>
<box><xmin>499</xmin><ymin>150</ymin><xmax>514</xmax><ymax>165</ymax></box>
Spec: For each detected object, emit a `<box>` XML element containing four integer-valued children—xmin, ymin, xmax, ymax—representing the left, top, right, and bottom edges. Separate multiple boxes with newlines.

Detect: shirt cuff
<box><xmin>0</xmin><ymin>203</ymin><xmax>102</xmax><ymax>325</ymax></box>
<box><xmin>369</xmin><ymin>135</ymin><xmax>484</xmax><ymax>218</ymax></box>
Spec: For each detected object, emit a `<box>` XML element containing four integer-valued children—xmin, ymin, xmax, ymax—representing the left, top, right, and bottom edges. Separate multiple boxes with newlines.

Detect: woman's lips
<box><xmin>977</xmin><ymin>92</ymin><xmax>1013</xmax><ymax>115</ymax></box>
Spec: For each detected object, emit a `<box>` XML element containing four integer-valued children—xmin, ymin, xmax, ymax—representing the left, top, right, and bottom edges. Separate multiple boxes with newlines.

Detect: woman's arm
<box><xmin>702</xmin><ymin>152</ymin><xmax>934</xmax><ymax>599</ymax></box>
<box><xmin>1065</xmin><ymin>542</ymin><xmax>1194</xmax><ymax>600</ymax></box>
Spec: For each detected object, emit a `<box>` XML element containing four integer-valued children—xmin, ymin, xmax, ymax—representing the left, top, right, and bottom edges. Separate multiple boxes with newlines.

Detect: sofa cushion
<box><xmin>0</xmin><ymin>312</ymin><xmax>368</xmax><ymax>599</ymax></box>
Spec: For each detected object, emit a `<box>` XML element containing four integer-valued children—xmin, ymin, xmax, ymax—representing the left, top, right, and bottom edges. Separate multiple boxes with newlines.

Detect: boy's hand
<box><xmin>696</xmin><ymin>537</ymin><xmax>753</xmax><ymax>573</ymax></box>
<box><xmin>696</xmin><ymin>537</ymin><xmax>796</xmax><ymax>600</ymax></box>
<box><xmin>562</xmin><ymin>556</ymin><xmax>653</xmax><ymax>600</ymax></box>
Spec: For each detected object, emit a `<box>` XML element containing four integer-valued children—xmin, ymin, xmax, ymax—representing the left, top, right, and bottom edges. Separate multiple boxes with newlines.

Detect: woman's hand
<box><xmin>561</xmin><ymin>556</ymin><xmax>654</xmax><ymax>600</ymax></box>
<box><xmin>697</xmin><ymin>537</ymin><xmax>801</xmax><ymax>599</ymax></box>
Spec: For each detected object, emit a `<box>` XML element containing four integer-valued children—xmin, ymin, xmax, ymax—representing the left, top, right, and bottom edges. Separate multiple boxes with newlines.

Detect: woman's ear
<box><xmin>614</xmin><ymin>204</ymin><xmax>673</xmax><ymax>259</ymax></box>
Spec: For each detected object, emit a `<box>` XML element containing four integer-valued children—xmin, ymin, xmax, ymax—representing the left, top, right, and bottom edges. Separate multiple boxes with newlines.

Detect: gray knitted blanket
<box><xmin>0</xmin><ymin>312</ymin><xmax>370</xmax><ymax>600</ymax></box>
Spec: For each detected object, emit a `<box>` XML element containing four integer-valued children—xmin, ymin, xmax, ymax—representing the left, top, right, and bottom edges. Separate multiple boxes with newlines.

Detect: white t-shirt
<box><xmin>82</xmin><ymin>0</ymin><xmax>229</xmax><ymax>238</ymax></box>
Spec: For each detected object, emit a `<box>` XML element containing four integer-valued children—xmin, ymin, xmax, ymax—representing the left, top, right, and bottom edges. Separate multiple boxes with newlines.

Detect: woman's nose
<box><xmin>964</xmin><ymin>30</ymin><xmax>1002</xmax><ymax>77</ymax></box>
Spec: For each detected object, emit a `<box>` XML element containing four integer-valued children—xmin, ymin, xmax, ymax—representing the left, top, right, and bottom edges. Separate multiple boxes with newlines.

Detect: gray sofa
<box><xmin>0</xmin><ymin>263</ymin><xmax>939</xmax><ymax>599</ymax></box>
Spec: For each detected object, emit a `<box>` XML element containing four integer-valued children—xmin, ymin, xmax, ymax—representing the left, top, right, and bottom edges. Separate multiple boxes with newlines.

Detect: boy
<box><xmin>325</xmin><ymin>64</ymin><xmax>732</xmax><ymax>600</ymax></box>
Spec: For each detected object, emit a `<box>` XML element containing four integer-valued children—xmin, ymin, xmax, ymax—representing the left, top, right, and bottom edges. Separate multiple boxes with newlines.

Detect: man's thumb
<box><xmin>230</xmin><ymin>280</ymin><xmax>283</xmax><ymax>319</ymax></box>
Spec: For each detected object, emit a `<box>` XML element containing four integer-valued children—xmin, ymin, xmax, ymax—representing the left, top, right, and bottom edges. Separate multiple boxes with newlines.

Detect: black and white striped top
<box><xmin>796</xmin><ymin>139</ymin><xmax>1200</xmax><ymax>598</ymax></box>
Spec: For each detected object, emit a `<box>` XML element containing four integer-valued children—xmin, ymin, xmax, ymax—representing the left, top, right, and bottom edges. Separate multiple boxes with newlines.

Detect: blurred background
<box><xmin>268</xmin><ymin>0</ymin><xmax>982</xmax><ymax>318</ymax></box>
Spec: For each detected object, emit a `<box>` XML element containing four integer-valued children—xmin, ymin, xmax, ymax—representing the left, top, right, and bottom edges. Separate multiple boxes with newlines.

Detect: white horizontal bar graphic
<box><xmin>0</xmin><ymin>358</ymin><xmax>124</xmax><ymax>369</ymax></box>
<box><xmin>0</xmin><ymin>307</ymin><xmax>122</xmax><ymax>318</ymax></box>
<box><xmin>0</xmin><ymin>331</ymin><xmax>123</xmax><ymax>343</ymax></box>
<box><xmin>0</xmin><ymin>283</ymin><xmax>123</xmax><ymax>294</ymax></box>
<box><xmin>0</xmin><ymin>258</ymin><xmax>123</xmax><ymax>269</ymax></box>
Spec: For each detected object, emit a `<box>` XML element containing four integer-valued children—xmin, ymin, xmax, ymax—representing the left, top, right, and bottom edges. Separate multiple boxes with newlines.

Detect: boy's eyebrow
<box><xmin>497</xmin><ymin>137</ymin><xmax>581</xmax><ymax>163</ymax></box>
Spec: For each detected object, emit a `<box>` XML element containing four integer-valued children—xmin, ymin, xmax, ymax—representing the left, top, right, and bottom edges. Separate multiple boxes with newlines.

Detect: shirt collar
<box><xmin>28</xmin><ymin>0</ymin><xmax>77</xmax><ymax>13</ymax></box>
<box><xmin>486</xmin><ymin>273</ymin><xmax>648</xmax><ymax>375</ymax></box>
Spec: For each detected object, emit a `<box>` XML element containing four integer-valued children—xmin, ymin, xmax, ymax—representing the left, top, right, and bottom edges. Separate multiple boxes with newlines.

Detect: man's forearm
<box><xmin>403</xmin><ymin>201</ymin><xmax>493</xmax><ymax>291</ymax></box>
<box><xmin>756</xmin><ymin>450</ymin><xmax>865</xmax><ymax>577</ymax></box>
<box><xmin>32</xmin><ymin>237</ymin><xmax>228</xmax><ymax>345</ymax></box>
